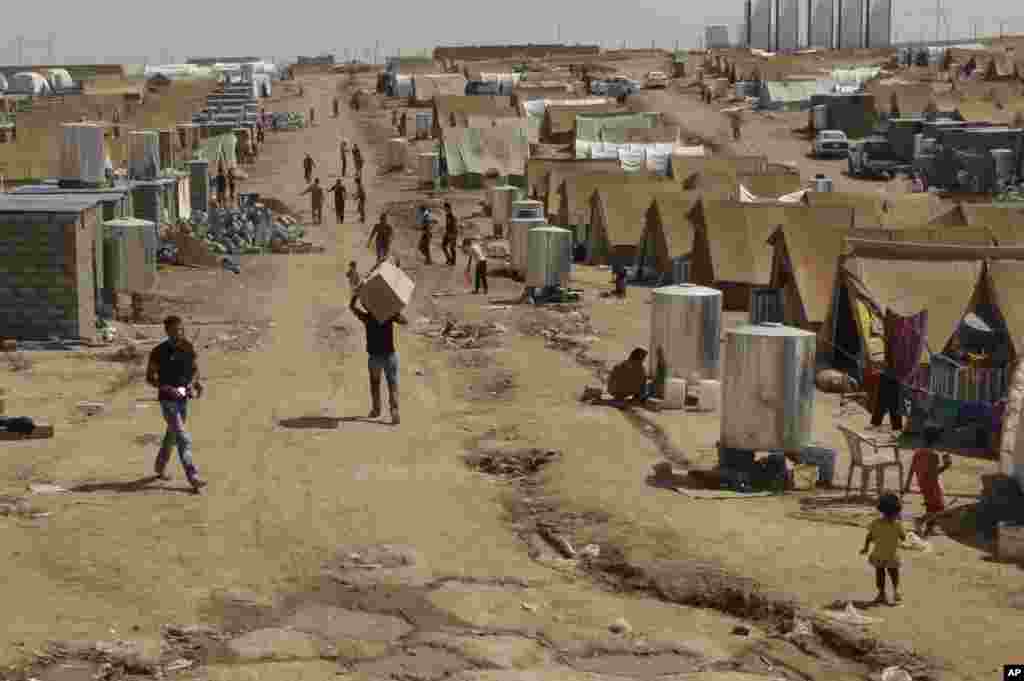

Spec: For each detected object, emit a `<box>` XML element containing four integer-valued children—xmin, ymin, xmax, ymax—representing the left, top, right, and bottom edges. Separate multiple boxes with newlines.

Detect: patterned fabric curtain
<box><xmin>885</xmin><ymin>310</ymin><xmax>928</xmax><ymax>380</ymax></box>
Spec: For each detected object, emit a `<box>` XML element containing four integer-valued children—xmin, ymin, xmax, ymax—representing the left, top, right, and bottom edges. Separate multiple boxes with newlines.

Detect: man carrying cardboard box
<box><xmin>350</xmin><ymin>291</ymin><xmax>408</xmax><ymax>425</ymax></box>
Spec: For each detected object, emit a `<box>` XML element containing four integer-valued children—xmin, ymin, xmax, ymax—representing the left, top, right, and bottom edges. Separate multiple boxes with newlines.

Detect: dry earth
<box><xmin>0</xmin><ymin>67</ymin><xmax>1020</xmax><ymax>681</ymax></box>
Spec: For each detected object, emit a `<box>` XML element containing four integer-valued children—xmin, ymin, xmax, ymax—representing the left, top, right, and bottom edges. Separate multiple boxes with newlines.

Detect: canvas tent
<box><xmin>587</xmin><ymin>180</ymin><xmax>684</xmax><ymax>267</ymax></box>
<box><xmin>10</xmin><ymin>71</ymin><xmax>52</xmax><ymax>95</ymax></box>
<box><xmin>802</xmin><ymin>191</ymin><xmax>885</xmax><ymax>229</ymax></box>
<box><xmin>642</xmin><ymin>193</ymin><xmax>702</xmax><ymax>277</ymax></box>
<box><xmin>525</xmin><ymin>158</ymin><xmax>619</xmax><ymax>210</ymax></box>
<box><xmin>541</xmin><ymin>102</ymin><xmax>623</xmax><ymax>144</ymax></box>
<box><xmin>671</xmin><ymin>154</ymin><xmax>766</xmax><ymax>189</ymax></box>
<box><xmin>575</xmin><ymin>112</ymin><xmax>661</xmax><ymax>157</ymax></box>
<box><xmin>441</xmin><ymin>123</ymin><xmax>530</xmax><ymax>188</ymax></box>
<box><xmin>432</xmin><ymin>95</ymin><xmax>516</xmax><ymax>137</ymax></box>
<box><xmin>412</xmin><ymin>74</ymin><xmax>468</xmax><ymax>103</ymax></box>
<box><xmin>759</xmin><ymin>80</ymin><xmax>825</xmax><ymax>110</ymax></box>
<box><xmin>544</xmin><ymin>160</ymin><xmax>624</xmax><ymax>217</ymax></box>
<box><xmin>555</xmin><ymin>170</ymin><xmax>650</xmax><ymax>229</ymax></box>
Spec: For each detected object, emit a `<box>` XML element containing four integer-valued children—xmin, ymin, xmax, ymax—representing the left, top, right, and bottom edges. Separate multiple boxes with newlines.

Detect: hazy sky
<box><xmin>0</xmin><ymin>0</ymin><xmax>1020</xmax><ymax>64</ymax></box>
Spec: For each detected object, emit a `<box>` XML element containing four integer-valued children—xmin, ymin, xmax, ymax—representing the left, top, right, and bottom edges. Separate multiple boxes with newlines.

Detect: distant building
<box><xmin>776</xmin><ymin>0</ymin><xmax>800</xmax><ymax>51</ymax></box>
<box><xmin>750</xmin><ymin>0</ymin><xmax>774</xmax><ymax>49</ymax></box>
<box><xmin>705</xmin><ymin>25</ymin><xmax>731</xmax><ymax>49</ymax></box>
<box><xmin>296</xmin><ymin>55</ymin><xmax>335</xmax><ymax>66</ymax></box>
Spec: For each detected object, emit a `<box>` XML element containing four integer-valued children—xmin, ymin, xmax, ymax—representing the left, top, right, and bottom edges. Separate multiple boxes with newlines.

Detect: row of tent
<box><xmin>0</xmin><ymin>69</ymin><xmax>74</xmax><ymax>95</ymax></box>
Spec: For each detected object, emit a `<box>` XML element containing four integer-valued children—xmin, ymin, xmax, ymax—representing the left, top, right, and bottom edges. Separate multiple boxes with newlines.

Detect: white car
<box><xmin>813</xmin><ymin>130</ymin><xmax>850</xmax><ymax>158</ymax></box>
<box><xmin>643</xmin><ymin>71</ymin><xmax>669</xmax><ymax>89</ymax></box>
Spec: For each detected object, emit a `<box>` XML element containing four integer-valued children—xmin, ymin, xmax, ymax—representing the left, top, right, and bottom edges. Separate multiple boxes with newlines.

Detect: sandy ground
<box><xmin>0</xmin><ymin>69</ymin><xmax>1021</xmax><ymax>681</ymax></box>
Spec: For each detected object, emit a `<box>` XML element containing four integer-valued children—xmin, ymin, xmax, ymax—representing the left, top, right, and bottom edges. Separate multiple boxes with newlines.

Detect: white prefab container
<box><xmin>417</xmin><ymin>152</ymin><xmax>439</xmax><ymax>186</ymax></box>
<box><xmin>812</xmin><ymin>104</ymin><xmax>827</xmax><ymax>131</ymax></box>
<box><xmin>129</xmin><ymin>131</ymin><xmax>161</xmax><ymax>180</ymax></box>
<box><xmin>509</xmin><ymin>200</ymin><xmax>547</xmax><ymax>275</ymax></box>
<box><xmin>59</xmin><ymin>123</ymin><xmax>107</xmax><ymax>185</ymax></box>
<box><xmin>490</xmin><ymin>185</ymin><xmax>517</xmax><ymax>233</ymax></box>
<box><xmin>721</xmin><ymin>322</ymin><xmax>817</xmax><ymax>452</ymax></box>
<box><xmin>649</xmin><ymin>284</ymin><xmax>722</xmax><ymax>382</ymax></box>
<box><xmin>526</xmin><ymin>226</ymin><xmax>572</xmax><ymax>288</ymax></box>
<box><xmin>387</xmin><ymin>138</ymin><xmax>409</xmax><ymax>170</ymax></box>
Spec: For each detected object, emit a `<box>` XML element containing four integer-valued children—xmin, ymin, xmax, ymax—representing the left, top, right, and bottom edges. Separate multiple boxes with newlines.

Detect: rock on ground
<box><xmin>410</xmin><ymin>632</ymin><xmax>553</xmax><ymax>669</ymax></box>
<box><xmin>226</xmin><ymin>628</ymin><xmax>330</xmax><ymax>661</ymax></box>
<box><xmin>282</xmin><ymin>604</ymin><xmax>412</xmax><ymax>642</ymax></box>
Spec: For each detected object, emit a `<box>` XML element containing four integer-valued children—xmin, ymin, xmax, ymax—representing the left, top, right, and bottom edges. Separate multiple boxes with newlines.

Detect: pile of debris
<box><xmin>519</xmin><ymin>307</ymin><xmax>597</xmax><ymax>351</ymax></box>
<box><xmin>268</xmin><ymin>111</ymin><xmax>306</xmax><ymax>130</ymax></box>
<box><xmin>158</xmin><ymin>208</ymin><xmax>306</xmax><ymax>262</ymax></box>
<box><xmin>414</xmin><ymin>317</ymin><xmax>507</xmax><ymax>350</ymax></box>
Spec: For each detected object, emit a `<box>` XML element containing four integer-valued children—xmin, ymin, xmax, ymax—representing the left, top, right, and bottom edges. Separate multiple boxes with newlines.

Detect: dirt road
<box><xmin>0</xmin><ymin>73</ymin><xmax>1017</xmax><ymax>681</ymax></box>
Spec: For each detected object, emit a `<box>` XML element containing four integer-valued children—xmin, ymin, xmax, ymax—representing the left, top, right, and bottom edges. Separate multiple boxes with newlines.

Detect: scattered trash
<box><xmin>165</xmin><ymin>659</ymin><xmax>194</xmax><ymax>672</ymax></box>
<box><xmin>538</xmin><ymin>526</ymin><xmax>576</xmax><ymax>559</ymax></box>
<box><xmin>881</xmin><ymin>666</ymin><xmax>912</xmax><ymax>681</ymax></box>
<box><xmin>731</xmin><ymin>625</ymin><xmax>751</xmax><ymax>636</ymax></box>
<box><xmin>609</xmin><ymin>617</ymin><xmax>632</xmax><ymax>635</ymax></box>
<box><xmin>28</xmin><ymin>484</ymin><xmax>68</xmax><ymax>495</ymax></box>
<box><xmin>821</xmin><ymin>602</ymin><xmax>881</xmax><ymax>626</ymax></box>
<box><xmin>76</xmin><ymin>402</ymin><xmax>106</xmax><ymax>417</ymax></box>
<box><xmin>521</xmin><ymin>602</ymin><xmax>538</xmax><ymax>612</ymax></box>
<box><xmin>580</xmin><ymin>544</ymin><xmax>601</xmax><ymax>559</ymax></box>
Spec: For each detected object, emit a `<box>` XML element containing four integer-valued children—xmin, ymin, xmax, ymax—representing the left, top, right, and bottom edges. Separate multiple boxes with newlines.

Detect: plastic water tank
<box><xmin>813</xmin><ymin>174</ymin><xmax>833</xmax><ymax>192</ymax></box>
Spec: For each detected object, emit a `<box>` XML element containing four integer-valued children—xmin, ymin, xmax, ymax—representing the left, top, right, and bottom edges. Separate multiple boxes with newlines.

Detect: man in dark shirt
<box><xmin>352</xmin><ymin>144</ymin><xmax>364</xmax><ymax>179</ymax></box>
<box><xmin>214</xmin><ymin>165</ymin><xmax>227</xmax><ymax>208</ymax></box>
<box><xmin>367</xmin><ymin>213</ymin><xmax>393</xmax><ymax>263</ymax></box>
<box><xmin>146</xmin><ymin>315</ymin><xmax>206</xmax><ymax>493</ymax></box>
<box><xmin>303</xmin><ymin>153</ymin><xmax>315</xmax><ymax>184</ymax></box>
<box><xmin>442</xmin><ymin>202</ymin><xmax>459</xmax><ymax>266</ymax></box>
<box><xmin>355</xmin><ymin>178</ymin><xmax>367</xmax><ymax>223</ymax></box>
<box><xmin>328</xmin><ymin>179</ymin><xmax>347</xmax><ymax>223</ymax></box>
<box><xmin>301</xmin><ymin>178</ymin><xmax>324</xmax><ymax>224</ymax></box>
<box><xmin>350</xmin><ymin>292</ymin><xmax>408</xmax><ymax>425</ymax></box>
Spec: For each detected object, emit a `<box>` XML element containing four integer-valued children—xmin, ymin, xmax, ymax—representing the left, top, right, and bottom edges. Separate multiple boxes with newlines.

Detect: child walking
<box><xmin>346</xmin><ymin>261</ymin><xmax>362</xmax><ymax>291</ymax></box>
<box><xmin>903</xmin><ymin>426</ymin><xmax>952</xmax><ymax>537</ymax></box>
<box><xmin>861</xmin><ymin>492</ymin><xmax>906</xmax><ymax>605</ymax></box>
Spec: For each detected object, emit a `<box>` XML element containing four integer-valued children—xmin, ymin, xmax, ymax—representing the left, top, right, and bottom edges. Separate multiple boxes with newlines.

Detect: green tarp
<box><xmin>575</xmin><ymin>112</ymin><xmax>660</xmax><ymax>143</ymax></box>
<box><xmin>195</xmin><ymin>133</ymin><xmax>238</xmax><ymax>167</ymax></box>
<box><xmin>442</xmin><ymin>125</ymin><xmax>530</xmax><ymax>188</ymax></box>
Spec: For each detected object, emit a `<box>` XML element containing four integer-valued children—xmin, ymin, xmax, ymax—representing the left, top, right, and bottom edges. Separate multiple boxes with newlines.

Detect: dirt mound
<box><xmin>464</xmin><ymin>446</ymin><xmax>561</xmax><ymax>478</ymax></box>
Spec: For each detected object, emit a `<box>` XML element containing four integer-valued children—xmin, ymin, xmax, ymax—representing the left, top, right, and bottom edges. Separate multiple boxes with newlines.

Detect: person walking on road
<box><xmin>214</xmin><ymin>164</ymin><xmax>228</xmax><ymax>209</ymax></box>
<box><xmin>368</xmin><ymin>213</ymin><xmax>393</xmax><ymax>263</ymax></box>
<box><xmin>303</xmin><ymin>153</ymin><xmax>315</xmax><ymax>184</ymax></box>
<box><xmin>352</xmin><ymin>143</ymin><xmax>364</xmax><ymax>180</ymax></box>
<box><xmin>464</xmin><ymin>237</ymin><xmax>488</xmax><ymax>294</ymax></box>
<box><xmin>227</xmin><ymin>166</ymin><xmax>237</xmax><ymax>206</ymax></box>
<box><xmin>301</xmin><ymin>178</ymin><xmax>324</xmax><ymax>225</ymax></box>
<box><xmin>146</xmin><ymin>315</ymin><xmax>206</xmax><ymax>494</ymax></box>
<box><xmin>350</xmin><ymin>292</ymin><xmax>408</xmax><ymax>426</ymax></box>
<box><xmin>355</xmin><ymin>178</ymin><xmax>367</xmax><ymax>223</ymax></box>
<box><xmin>418</xmin><ymin>206</ymin><xmax>434</xmax><ymax>265</ymax></box>
<box><xmin>328</xmin><ymin>179</ymin><xmax>347</xmax><ymax>223</ymax></box>
<box><xmin>442</xmin><ymin>202</ymin><xmax>459</xmax><ymax>266</ymax></box>
<box><xmin>340</xmin><ymin>138</ymin><xmax>349</xmax><ymax>177</ymax></box>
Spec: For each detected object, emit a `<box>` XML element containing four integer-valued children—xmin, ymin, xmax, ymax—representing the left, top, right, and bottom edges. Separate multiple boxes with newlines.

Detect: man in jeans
<box><xmin>350</xmin><ymin>293</ymin><xmax>408</xmax><ymax>425</ymax></box>
<box><xmin>463</xmin><ymin>237</ymin><xmax>488</xmax><ymax>294</ymax></box>
<box><xmin>146</xmin><ymin>315</ymin><xmax>206</xmax><ymax>493</ymax></box>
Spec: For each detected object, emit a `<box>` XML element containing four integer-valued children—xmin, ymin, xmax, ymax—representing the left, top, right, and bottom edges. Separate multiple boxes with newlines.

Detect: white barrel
<box><xmin>490</xmin><ymin>185</ymin><xmax>517</xmax><ymax>231</ymax></box>
<box><xmin>129</xmin><ymin>130</ymin><xmax>161</xmax><ymax>180</ymax></box>
<box><xmin>59</xmin><ymin>123</ymin><xmax>106</xmax><ymax>185</ymax></box>
<box><xmin>813</xmin><ymin>105</ymin><xmax>827</xmax><ymax>131</ymax></box>
<box><xmin>509</xmin><ymin>200</ymin><xmax>547</xmax><ymax>275</ymax></box>
<box><xmin>525</xmin><ymin>226</ymin><xmax>572</xmax><ymax>288</ymax></box>
<box><xmin>649</xmin><ymin>284</ymin><xmax>722</xmax><ymax>382</ymax></box>
<box><xmin>417</xmin><ymin>152</ymin><xmax>439</xmax><ymax>186</ymax></box>
<box><xmin>721</xmin><ymin>322</ymin><xmax>817</xmax><ymax>452</ymax></box>
<box><xmin>813</xmin><ymin>175</ymin><xmax>833</xmax><ymax>192</ymax></box>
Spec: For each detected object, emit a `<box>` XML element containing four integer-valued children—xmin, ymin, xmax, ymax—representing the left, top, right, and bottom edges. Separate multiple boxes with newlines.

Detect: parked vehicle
<box><xmin>591</xmin><ymin>76</ymin><xmax>640</xmax><ymax>98</ymax></box>
<box><xmin>643</xmin><ymin>71</ymin><xmax>669</xmax><ymax>89</ymax></box>
<box><xmin>813</xmin><ymin>130</ymin><xmax>850</xmax><ymax>158</ymax></box>
<box><xmin>848</xmin><ymin>137</ymin><xmax>908</xmax><ymax>179</ymax></box>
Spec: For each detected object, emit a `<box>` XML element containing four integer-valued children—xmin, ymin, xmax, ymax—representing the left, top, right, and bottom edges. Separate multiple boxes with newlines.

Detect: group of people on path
<box><xmin>300</xmin><ymin>147</ymin><xmax>367</xmax><ymax>226</ymax></box>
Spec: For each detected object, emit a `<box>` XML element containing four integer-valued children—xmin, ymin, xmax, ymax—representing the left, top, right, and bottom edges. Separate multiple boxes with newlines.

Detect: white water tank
<box><xmin>509</xmin><ymin>200</ymin><xmax>546</xmax><ymax>275</ymax></box>
<box><xmin>59</xmin><ymin>123</ymin><xmax>107</xmax><ymax>185</ymax></box>
<box><xmin>526</xmin><ymin>226</ymin><xmax>572</xmax><ymax>288</ymax></box>
<box><xmin>417</xmin><ymin>152</ymin><xmax>439</xmax><ymax>186</ymax></box>
<box><xmin>813</xmin><ymin>174</ymin><xmax>833</xmax><ymax>192</ymax></box>
<box><xmin>812</xmin><ymin>105</ymin><xmax>827</xmax><ymax>131</ymax></box>
<box><xmin>649</xmin><ymin>284</ymin><xmax>723</xmax><ymax>382</ymax></box>
<box><xmin>129</xmin><ymin>131</ymin><xmax>161</xmax><ymax>180</ymax></box>
<box><xmin>991</xmin><ymin>148</ymin><xmax>1016</xmax><ymax>184</ymax></box>
<box><xmin>721</xmin><ymin>322</ymin><xmax>817</xmax><ymax>452</ymax></box>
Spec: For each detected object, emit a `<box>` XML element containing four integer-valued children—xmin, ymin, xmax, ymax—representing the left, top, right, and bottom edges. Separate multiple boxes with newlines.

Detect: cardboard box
<box><xmin>997</xmin><ymin>523</ymin><xmax>1024</xmax><ymax>564</ymax></box>
<box><xmin>359</xmin><ymin>261</ymin><xmax>415</xmax><ymax>322</ymax></box>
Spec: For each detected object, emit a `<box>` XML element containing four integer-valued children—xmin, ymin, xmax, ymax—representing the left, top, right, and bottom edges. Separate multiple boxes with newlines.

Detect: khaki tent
<box><xmin>986</xmin><ymin>261</ymin><xmax>1024</xmax><ymax>351</ymax></box>
<box><xmin>511</xmin><ymin>83</ymin><xmax>572</xmax><ymax>106</ymax></box>
<box><xmin>542</xmin><ymin>102</ymin><xmax>623</xmax><ymax>143</ymax></box>
<box><xmin>412</xmin><ymin>74</ymin><xmax>468</xmax><ymax>103</ymax></box>
<box><xmin>575</xmin><ymin>111</ymin><xmax>662</xmax><ymax>145</ymax></box>
<box><xmin>879</xmin><ymin>193</ymin><xmax>944</xmax><ymax>228</ymax></box>
<box><xmin>524</xmin><ymin>158</ymin><xmax>616</xmax><ymax>203</ymax></box>
<box><xmin>889</xmin><ymin>225</ymin><xmax>996</xmax><ymax>245</ymax></box>
<box><xmin>619</xmin><ymin>125</ymin><xmax>681</xmax><ymax>144</ymax></box>
<box><xmin>545</xmin><ymin>161</ymin><xmax>624</xmax><ymax>218</ymax></box>
<box><xmin>643</xmin><ymin>193</ymin><xmax>702</xmax><ymax>276</ymax></box>
<box><xmin>842</xmin><ymin>243</ymin><xmax>985</xmax><ymax>352</ymax></box>
<box><xmin>768</xmin><ymin>212</ymin><xmax>856</xmax><ymax>332</ymax></box>
<box><xmin>963</xmin><ymin>204</ymin><xmax>1024</xmax><ymax>245</ymax></box>
<box><xmin>739</xmin><ymin>170</ymin><xmax>803</xmax><ymax>198</ymax></box>
<box><xmin>866</xmin><ymin>82</ymin><xmax>936</xmax><ymax>115</ymax></box>
<box><xmin>802</xmin><ymin>191</ymin><xmax>886</xmax><ymax>229</ymax></box>
<box><xmin>432</xmin><ymin>95</ymin><xmax>516</xmax><ymax>137</ymax></box>
<box><xmin>557</xmin><ymin>170</ymin><xmax>657</xmax><ymax>228</ymax></box>
<box><xmin>587</xmin><ymin>180</ymin><xmax>684</xmax><ymax>266</ymax></box>
<box><xmin>671</xmin><ymin>155</ymin><xmax>767</xmax><ymax>188</ymax></box>
<box><xmin>441</xmin><ymin>123</ymin><xmax>530</xmax><ymax>187</ymax></box>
